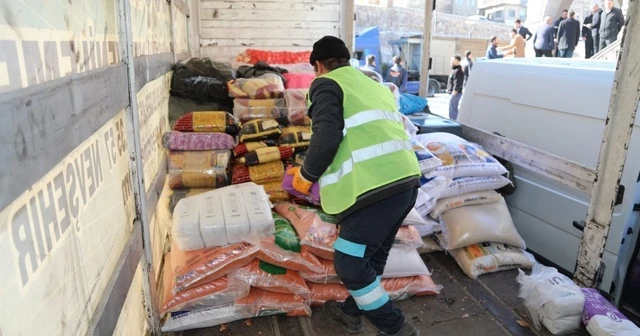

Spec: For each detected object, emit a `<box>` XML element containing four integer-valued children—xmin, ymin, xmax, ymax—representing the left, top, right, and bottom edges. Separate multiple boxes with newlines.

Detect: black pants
<box><xmin>599</xmin><ymin>35</ymin><xmax>617</xmax><ymax>52</ymax></box>
<box><xmin>535</xmin><ymin>49</ymin><xmax>553</xmax><ymax>57</ymax></box>
<box><xmin>585</xmin><ymin>36</ymin><xmax>594</xmax><ymax>58</ymax></box>
<box><xmin>333</xmin><ymin>187</ymin><xmax>418</xmax><ymax>334</ymax></box>
<box><xmin>592</xmin><ymin>30</ymin><xmax>600</xmax><ymax>54</ymax></box>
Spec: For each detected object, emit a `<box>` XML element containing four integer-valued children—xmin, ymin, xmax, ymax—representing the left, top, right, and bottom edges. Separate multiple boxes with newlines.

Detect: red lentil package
<box><xmin>235</xmin><ymin>287</ymin><xmax>311</xmax><ymax>318</ymax></box>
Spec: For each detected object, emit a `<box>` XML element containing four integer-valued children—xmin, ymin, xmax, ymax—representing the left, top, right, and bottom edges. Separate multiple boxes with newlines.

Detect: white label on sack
<box><xmin>262</xmin><ymin>119</ymin><xmax>279</xmax><ymax>129</ymax></box>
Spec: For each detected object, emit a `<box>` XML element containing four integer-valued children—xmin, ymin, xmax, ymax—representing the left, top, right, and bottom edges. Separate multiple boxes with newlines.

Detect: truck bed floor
<box><xmin>169</xmin><ymin>252</ymin><xmax>590</xmax><ymax>336</ymax></box>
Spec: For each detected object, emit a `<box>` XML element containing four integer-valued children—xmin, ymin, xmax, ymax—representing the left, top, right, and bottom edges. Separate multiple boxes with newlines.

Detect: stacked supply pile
<box><xmin>228</xmin><ymin>61</ymin><xmax>313</xmax><ymax>203</ymax></box>
<box><xmin>164</xmin><ymin>111</ymin><xmax>240</xmax><ymax>194</ymax></box>
<box><xmin>410</xmin><ymin>132</ymin><xmax>535</xmax><ymax>279</ymax></box>
<box><xmin>162</xmin><ymin>183</ymin><xmax>313</xmax><ymax>332</ymax></box>
<box><xmin>272</xmin><ymin>202</ymin><xmax>442</xmax><ymax>307</ymax></box>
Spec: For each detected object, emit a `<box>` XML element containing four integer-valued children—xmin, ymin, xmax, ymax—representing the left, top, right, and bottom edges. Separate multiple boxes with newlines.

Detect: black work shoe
<box><xmin>323</xmin><ymin>300</ymin><xmax>363</xmax><ymax>334</ymax></box>
<box><xmin>379</xmin><ymin>321</ymin><xmax>420</xmax><ymax>336</ymax></box>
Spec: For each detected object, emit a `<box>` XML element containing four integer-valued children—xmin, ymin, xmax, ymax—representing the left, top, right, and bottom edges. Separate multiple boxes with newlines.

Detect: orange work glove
<box><xmin>286</xmin><ymin>166</ymin><xmax>313</xmax><ymax>195</ymax></box>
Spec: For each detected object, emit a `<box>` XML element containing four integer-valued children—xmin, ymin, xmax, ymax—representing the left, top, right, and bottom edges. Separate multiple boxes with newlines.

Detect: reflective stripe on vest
<box><xmin>342</xmin><ymin>109</ymin><xmax>404</xmax><ymax>136</ymax></box>
<box><xmin>319</xmin><ymin>139</ymin><xmax>414</xmax><ymax>187</ymax></box>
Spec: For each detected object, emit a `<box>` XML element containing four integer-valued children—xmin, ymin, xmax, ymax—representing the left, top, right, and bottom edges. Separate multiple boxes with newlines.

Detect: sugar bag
<box><xmin>382</xmin><ymin>245</ymin><xmax>431</xmax><ymax>278</ymax></box>
<box><xmin>430</xmin><ymin>190</ymin><xmax>503</xmax><ymax>218</ymax></box>
<box><xmin>414</xmin><ymin>217</ymin><xmax>442</xmax><ymax>237</ymax></box>
<box><xmin>222</xmin><ymin>188</ymin><xmax>252</xmax><ymax>243</ymax></box>
<box><xmin>450</xmin><ymin>242</ymin><xmax>535</xmax><ymax>279</ymax></box>
<box><xmin>199</xmin><ymin>192</ymin><xmax>228</xmax><ymax>247</ymax></box>
<box><xmin>517</xmin><ymin>264</ymin><xmax>585</xmax><ymax>334</ymax></box>
<box><xmin>438</xmin><ymin>176</ymin><xmax>512</xmax><ymax>199</ymax></box>
<box><xmin>403</xmin><ymin>208</ymin><xmax>428</xmax><ymax>226</ymax></box>
<box><xmin>440</xmin><ymin>198</ymin><xmax>526</xmax><ymax>250</ymax></box>
<box><xmin>582</xmin><ymin>288</ymin><xmax>640</xmax><ymax>336</ymax></box>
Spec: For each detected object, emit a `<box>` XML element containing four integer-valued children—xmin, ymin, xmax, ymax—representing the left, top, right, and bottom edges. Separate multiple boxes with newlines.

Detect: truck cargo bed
<box><xmin>170</xmin><ymin>252</ymin><xmax>589</xmax><ymax>336</ymax></box>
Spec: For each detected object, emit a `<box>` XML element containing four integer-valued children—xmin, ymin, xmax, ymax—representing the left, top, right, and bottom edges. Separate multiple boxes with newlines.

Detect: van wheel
<box><xmin>428</xmin><ymin>79</ymin><xmax>440</xmax><ymax>97</ymax></box>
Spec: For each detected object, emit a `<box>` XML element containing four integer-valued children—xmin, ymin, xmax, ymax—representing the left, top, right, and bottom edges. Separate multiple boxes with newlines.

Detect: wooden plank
<box><xmin>201</xmin><ymin>38</ymin><xmax>316</xmax><ymax>48</ymax></box>
<box><xmin>200</xmin><ymin>27</ymin><xmax>340</xmax><ymax>39</ymax></box>
<box><xmin>199</xmin><ymin>9</ymin><xmax>340</xmax><ymax>22</ymax></box>
<box><xmin>419</xmin><ymin>0</ymin><xmax>434</xmax><ymax>97</ymax></box>
<box><xmin>200</xmin><ymin>19</ymin><xmax>340</xmax><ymax>29</ymax></box>
<box><xmin>0</xmin><ymin>64</ymin><xmax>129</xmax><ymax>212</ymax></box>
<box><xmin>461</xmin><ymin>124</ymin><xmax>596</xmax><ymax>194</ymax></box>
<box><xmin>200</xmin><ymin>1</ymin><xmax>340</xmax><ymax>10</ymax></box>
<box><xmin>574</xmin><ymin>0</ymin><xmax>640</xmax><ymax>290</ymax></box>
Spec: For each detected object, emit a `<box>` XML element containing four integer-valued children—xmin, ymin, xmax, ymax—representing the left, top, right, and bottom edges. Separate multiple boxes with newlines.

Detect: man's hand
<box><xmin>286</xmin><ymin>167</ymin><xmax>313</xmax><ymax>195</ymax></box>
<box><xmin>452</xmin><ymin>91</ymin><xmax>458</xmax><ymax>96</ymax></box>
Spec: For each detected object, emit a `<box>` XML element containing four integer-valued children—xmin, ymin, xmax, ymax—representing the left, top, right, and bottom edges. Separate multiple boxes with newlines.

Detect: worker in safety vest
<box><xmin>286</xmin><ymin>36</ymin><xmax>422</xmax><ymax>336</ymax></box>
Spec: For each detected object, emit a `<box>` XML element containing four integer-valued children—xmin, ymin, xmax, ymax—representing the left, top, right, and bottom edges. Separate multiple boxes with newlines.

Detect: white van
<box><xmin>457</xmin><ymin>57</ymin><xmax>640</xmax><ymax>302</ymax></box>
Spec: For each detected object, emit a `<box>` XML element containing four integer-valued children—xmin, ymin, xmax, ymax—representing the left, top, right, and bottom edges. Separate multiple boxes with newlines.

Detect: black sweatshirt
<box><xmin>301</xmin><ymin>63</ymin><xmax>419</xmax><ymax>217</ymax></box>
<box><xmin>447</xmin><ymin>65</ymin><xmax>464</xmax><ymax>94</ymax></box>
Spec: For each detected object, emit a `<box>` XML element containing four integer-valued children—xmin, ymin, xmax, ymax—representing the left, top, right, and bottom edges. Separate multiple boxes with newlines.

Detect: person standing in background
<box><xmin>447</xmin><ymin>55</ymin><xmax>464</xmax><ymax>121</ymax></box>
<box><xmin>533</xmin><ymin>16</ymin><xmax>555</xmax><ymax>57</ymax></box>
<box><xmin>585</xmin><ymin>4</ymin><xmax>602</xmax><ymax>54</ymax></box>
<box><xmin>554</xmin><ymin>9</ymin><xmax>569</xmax><ymax>56</ymax></box>
<box><xmin>385</xmin><ymin>56</ymin><xmax>408</xmax><ymax>93</ymax></box>
<box><xmin>599</xmin><ymin>0</ymin><xmax>625</xmax><ymax>51</ymax></box>
<box><xmin>362</xmin><ymin>55</ymin><xmax>378</xmax><ymax>72</ymax></box>
<box><xmin>461</xmin><ymin>50</ymin><xmax>473</xmax><ymax>87</ymax></box>
<box><xmin>515</xmin><ymin>19</ymin><xmax>533</xmax><ymax>41</ymax></box>
<box><xmin>500</xmin><ymin>29</ymin><xmax>526</xmax><ymax>57</ymax></box>
<box><xmin>557</xmin><ymin>10</ymin><xmax>581</xmax><ymax>58</ymax></box>
<box><xmin>486</xmin><ymin>36</ymin><xmax>504</xmax><ymax>59</ymax></box>
<box><xmin>582</xmin><ymin>11</ymin><xmax>594</xmax><ymax>58</ymax></box>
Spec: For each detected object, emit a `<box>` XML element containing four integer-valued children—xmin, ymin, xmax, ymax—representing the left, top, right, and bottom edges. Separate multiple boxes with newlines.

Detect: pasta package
<box><xmin>233</xmin><ymin>98</ymin><xmax>288</xmax><ymax>124</ymax></box>
<box><xmin>173</xmin><ymin>112</ymin><xmax>241</xmax><ymax>135</ymax></box>
<box><xmin>279</xmin><ymin>126</ymin><xmax>311</xmax><ymax>148</ymax></box>
<box><xmin>227</xmin><ymin>73</ymin><xmax>285</xmax><ymax>99</ymax></box>
<box><xmin>233</xmin><ymin>140</ymin><xmax>278</xmax><ymax>157</ymax></box>
<box><xmin>167</xmin><ymin>150</ymin><xmax>232</xmax><ymax>189</ymax></box>
<box><xmin>239</xmin><ymin>118</ymin><xmax>283</xmax><ymax>143</ymax></box>
<box><xmin>237</xmin><ymin>146</ymin><xmax>294</xmax><ymax>166</ymax></box>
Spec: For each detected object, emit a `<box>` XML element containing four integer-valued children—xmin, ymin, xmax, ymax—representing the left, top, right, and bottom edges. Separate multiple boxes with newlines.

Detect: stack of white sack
<box><xmin>172</xmin><ymin>183</ymin><xmax>275</xmax><ymax>251</ymax></box>
<box><xmin>517</xmin><ymin>264</ymin><xmax>585</xmax><ymax>335</ymax></box>
<box><xmin>405</xmin><ymin>133</ymin><xmax>534</xmax><ymax>278</ymax></box>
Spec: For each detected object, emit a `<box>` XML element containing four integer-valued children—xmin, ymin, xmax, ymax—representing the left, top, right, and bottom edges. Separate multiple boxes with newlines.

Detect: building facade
<box><xmin>479</xmin><ymin>0</ymin><xmax>528</xmax><ymax>25</ymax></box>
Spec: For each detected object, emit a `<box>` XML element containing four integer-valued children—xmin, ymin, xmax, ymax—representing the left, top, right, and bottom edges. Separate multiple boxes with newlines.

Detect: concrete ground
<box><xmin>170</xmin><ymin>251</ymin><xmax>590</xmax><ymax>336</ymax></box>
<box><xmin>426</xmin><ymin>93</ymin><xmax>452</xmax><ymax>119</ymax></box>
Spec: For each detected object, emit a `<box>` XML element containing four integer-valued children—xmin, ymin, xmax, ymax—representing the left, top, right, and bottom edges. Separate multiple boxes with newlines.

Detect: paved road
<box><xmin>428</xmin><ymin>93</ymin><xmax>452</xmax><ymax>119</ymax></box>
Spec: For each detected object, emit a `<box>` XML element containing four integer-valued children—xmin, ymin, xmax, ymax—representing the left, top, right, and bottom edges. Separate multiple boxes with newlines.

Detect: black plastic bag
<box><xmin>170</xmin><ymin>58</ymin><xmax>235</xmax><ymax>108</ymax></box>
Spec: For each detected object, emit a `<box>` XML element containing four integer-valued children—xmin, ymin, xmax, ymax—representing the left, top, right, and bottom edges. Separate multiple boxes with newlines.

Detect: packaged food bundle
<box><xmin>168</xmin><ymin>188</ymin><xmax>210</xmax><ymax>214</ymax></box>
<box><xmin>167</xmin><ymin>150</ymin><xmax>231</xmax><ymax>189</ymax></box>
<box><xmin>239</xmin><ymin>118</ymin><xmax>283</xmax><ymax>143</ymax></box>
<box><xmin>161</xmin><ymin>253</ymin><xmax>250</xmax><ymax>314</ymax></box>
<box><xmin>170</xmin><ymin>241</ymin><xmax>259</xmax><ymax>293</ymax></box>
<box><xmin>438</xmin><ymin>176</ymin><xmax>512</xmax><ymax>200</ymax></box>
<box><xmin>262</xmin><ymin>181</ymin><xmax>290</xmax><ymax>202</ymax></box>
<box><xmin>430</xmin><ymin>190</ymin><xmax>503</xmax><ymax>218</ymax></box>
<box><xmin>227</xmin><ymin>73</ymin><xmax>285</xmax><ymax>99</ymax></box>
<box><xmin>450</xmin><ymin>242</ymin><xmax>535</xmax><ymax>279</ymax></box>
<box><xmin>415</xmin><ymin>133</ymin><xmax>508</xmax><ymax>179</ymax></box>
<box><xmin>233</xmin><ymin>99</ymin><xmax>288</xmax><ymax>124</ymax></box>
<box><xmin>308</xmin><ymin>275</ymin><xmax>442</xmax><ymax>307</ymax></box>
<box><xmin>233</xmin><ymin>140</ymin><xmax>277</xmax><ymax>157</ymax></box>
<box><xmin>440</xmin><ymin>198</ymin><xmax>526</xmax><ymax>250</ymax></box>
<box><xmin>282</xmin><ymin>73</ymin><xmax>314</xmax><ymax>89</ymax></box>
<box><xmin>173</xmin><ymin>111</ymin><xmax>241</xmax><ymax>135</ymax></box>
<box><xmin>169</xmin><ymin>58</ymin><xmax>234</xmax><ymax>109</ymax></box>
<box><xmin>274</xmin><ymin>202</ymin><xmax>339</xmax><ymax>260</ymax></box>
<box><xmin>279</xmin><ymin>125</ymin><xmax>311</xmax><ymax>148</ymax></box>
<box><xmin>251</xmin><ymin>214</ymin><xmax>324</xmax><ymax>273</ymax></box>
<box><xmin>172</xmin><ymin>183</ymin><xmax>275</xmax><ymax>251</ymax></box>
<box><xmin>283</xmin><ymin>89</ymin><xmax>311</xmax><ymax>125</ymax></box>
<box><xmin>235</xmin><ymin>287</ymin><xmax>312</xmax><ymax>318</ymax></box>
<box><xmin>394</xmin><ymin>226</ymin><xmax>424</xmax><ymax>249</ymax></box>
<box><xmin>300</xmin><ymin>257</ymin><xmax>341</xmax><ymax>284</ymax></box>
<box><xmin>237</xmin><ymin>146</ymin><xmax>294</xmax><ymax>166</ymax></box>
<box><xmin>230</xmin><ymin>260</ymin><xmax>310</xmax><ymax>297</ymax></box>
<box><xmin>517</xmin><ymin>264</ymin><xmax>585</xmax><ymax>335</ymax></box>
<box><xmin>231</xmin><ymin>160</ymin><xmax>285</xmax><ymax>185</ymax></box>
<box><xmin>162</xmin><ymin>131</ymin><xmax>236</xmax><ymax>151</ymax></box>
<box><xmin>282</xmin><ymin>172</ymin><xmax>321</xmax><ymax>205</ymax></box>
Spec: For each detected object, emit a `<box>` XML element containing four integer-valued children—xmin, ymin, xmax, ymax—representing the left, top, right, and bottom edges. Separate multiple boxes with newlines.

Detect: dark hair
<box><xmin>393</xmin><ymin>56</ymin><xmax>403</xmax><ymax>64</ymax></box>
<box><xmin>317</xmin><ymin>58</ymin><xmax>349</xmax><ymax>71</ymax></box>
<box><xmin>515</xmin><ymin>19</ymin><xmax>521</xmax><ymax>24</ymax></box>
<box><xmin>453</xmin><ymin>55</ymin><xmax>462</xmax><ymax>61</ymax></box>
<box><xmin>511</xmin><ymin>28</ymin><xmax>518</xmax><ymax>34</ymax></box>
<box><xmin>465</xmin><ymin>50</ymin><xmax>472</xmax><ymax>58</ymax></box>
<box><xmin>490</xmin><ymin>35</ymin><xmax>498</xmax><ymax>43</ymax></box>
<box><xmin>562</xmin><ymin>9</ymin><xmax>568</xmax><ymax>13</ymax></box>
<box><xmin>569</xmin><ymin>10</ymin><xmax>576</xmax><ymax>17</ymax></box>
<box><xmin>366</xmin><ymin>54</ymin><xmax>376</xmax><ymax>63</ymax></box>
